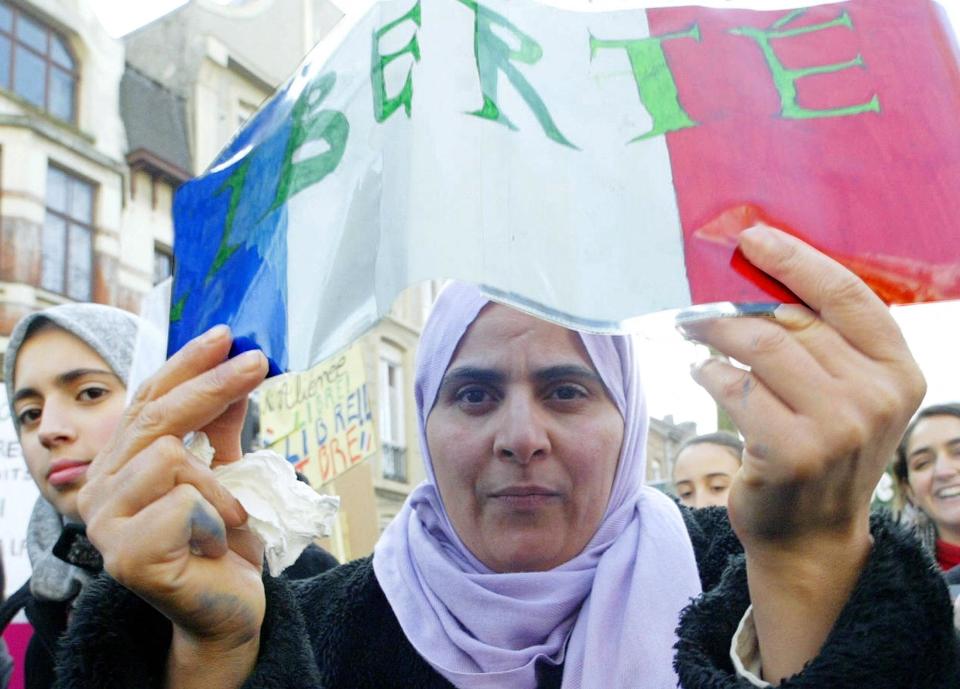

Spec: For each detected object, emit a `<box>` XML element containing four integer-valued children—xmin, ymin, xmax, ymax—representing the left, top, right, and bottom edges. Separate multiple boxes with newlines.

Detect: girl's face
<box><xmin>12</xmin><ymin>327</ymin><xmax>126</xmax><ymax>521</ymax></box>
<box><xmin>905</xmin><ymin>414</ymin><xmax>960</xmax><ymax>543</ymax></box>
<box><xmin>673</xmin><ymin>443</ymin><xmax>741</xmax><ymax>509</ymax></box>
<box><xmin>426</xmin><ymin>305</ymin><xmax>624</xmax><ymax>573</ymax></box>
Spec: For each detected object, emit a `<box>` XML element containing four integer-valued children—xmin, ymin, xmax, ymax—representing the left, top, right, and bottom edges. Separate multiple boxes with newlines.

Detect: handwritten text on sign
<box><xmin>0</xmin><ymin>388</ymin><xmax>39</xmax><ymax>598</ymax></box>
<box><xmin>169</xmin><ymin>0</ymin><xmax>960</xmax><ymax>375</ymax></box>
<box><xmin>259</xmin><ymin>344</ymin><xmax>377</xmax><ymax>487</ymax></box>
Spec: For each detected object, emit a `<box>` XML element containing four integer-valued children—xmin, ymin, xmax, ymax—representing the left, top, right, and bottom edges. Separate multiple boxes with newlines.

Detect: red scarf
<box><xmin>935</xmin><ymin>539</ymin><xmax>960</xmax><ymax>572</ymax></box>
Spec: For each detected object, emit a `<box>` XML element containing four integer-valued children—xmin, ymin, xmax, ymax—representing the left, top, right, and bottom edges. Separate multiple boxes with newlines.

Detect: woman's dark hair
<box><xmin>674</xmin><ymin>431</ymin><xmax>744</xmax><ymax>467</ymax></box>
<box><xmin>893</xmin><ymin>403</ymin><xmax>960</xmax><ymax>485</ymax></box>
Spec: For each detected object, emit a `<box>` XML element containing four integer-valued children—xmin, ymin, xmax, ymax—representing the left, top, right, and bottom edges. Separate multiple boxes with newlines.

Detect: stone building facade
<box><xmin>0</xmin><ymin>0</ymin><xmax>130</xmax><ymax>352</ymax></box>
<box><xmin>646</xmin><ymin>415</ymin><xmax>697</xmax><ymax>492</ymax></box>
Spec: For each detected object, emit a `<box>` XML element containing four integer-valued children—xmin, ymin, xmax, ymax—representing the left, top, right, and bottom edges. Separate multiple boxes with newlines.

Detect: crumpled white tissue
<box><xmin>187</xmin><ymin>432</ymin><xmax>340</xmax><ymax>575</ymax></box>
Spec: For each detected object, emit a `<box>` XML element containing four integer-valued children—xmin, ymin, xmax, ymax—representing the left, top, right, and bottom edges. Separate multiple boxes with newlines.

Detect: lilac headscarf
<box><xmin>373</xmin><ymin>283</ymin><xmax>702</xmax><ymax>689</ymax></box>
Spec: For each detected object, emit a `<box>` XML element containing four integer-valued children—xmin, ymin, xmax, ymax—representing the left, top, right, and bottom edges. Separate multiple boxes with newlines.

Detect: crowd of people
<box><xmin>0</xmin><ymin>226</ymin><xmax>956</xmax><ymax>688</ymax></box>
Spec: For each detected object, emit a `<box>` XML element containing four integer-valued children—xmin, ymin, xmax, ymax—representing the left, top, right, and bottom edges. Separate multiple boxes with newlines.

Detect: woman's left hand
<box><xmin>681</xmin><ymin>224</ymin><xmax>926</xmax><ymax>683</ymax></box>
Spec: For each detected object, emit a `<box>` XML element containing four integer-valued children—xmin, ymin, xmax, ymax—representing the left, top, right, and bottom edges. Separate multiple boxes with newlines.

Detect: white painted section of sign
<box><xmin>0</xmin><ymin>389</ymin><xmax>39</xmax><ymax>598</ymax></box>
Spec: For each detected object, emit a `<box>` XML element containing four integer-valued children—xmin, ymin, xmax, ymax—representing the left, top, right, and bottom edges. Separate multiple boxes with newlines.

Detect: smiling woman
<box><xmin>893</xmin><ymin>403</ymin><xmax>960</xmax><ymax>576</ymax></box>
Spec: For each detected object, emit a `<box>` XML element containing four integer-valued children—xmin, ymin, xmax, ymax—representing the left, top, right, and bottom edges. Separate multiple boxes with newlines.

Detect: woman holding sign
<box><xmin>57</xmin><ymin>227</ymin><xmax>957</xmax><ymax>688</ymax></box>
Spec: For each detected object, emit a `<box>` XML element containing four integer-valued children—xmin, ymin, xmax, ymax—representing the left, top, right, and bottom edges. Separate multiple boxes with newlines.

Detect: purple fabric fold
<box><xmin>373</xmin><ymin>282</ymin><xmax>702</xmax><ymax>689</ymax></box>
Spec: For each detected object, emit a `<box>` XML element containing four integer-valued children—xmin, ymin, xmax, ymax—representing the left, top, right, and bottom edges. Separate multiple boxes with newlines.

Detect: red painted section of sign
<box><xmin>648</xmin><ymin>0</ymin><xmax>960</xmax><ymax>305</ymax></box>
<box><xmin>3</xmin><ymin>623</ymin><xmax>32</xmax><ymax>689</ymax></box>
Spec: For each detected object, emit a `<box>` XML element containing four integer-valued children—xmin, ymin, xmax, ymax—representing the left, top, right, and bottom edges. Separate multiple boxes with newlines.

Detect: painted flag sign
<box><xmin>169</xmin><ymin>0</ymin><xmax>960</xmax><ymax>374</ymax></box>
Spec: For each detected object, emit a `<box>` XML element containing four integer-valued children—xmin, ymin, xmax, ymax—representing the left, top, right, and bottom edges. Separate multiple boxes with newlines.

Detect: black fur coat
<box><xmin>54</xmin><ymin>509</ymin><xmax>958</xmax><ymax>689</ymax></box>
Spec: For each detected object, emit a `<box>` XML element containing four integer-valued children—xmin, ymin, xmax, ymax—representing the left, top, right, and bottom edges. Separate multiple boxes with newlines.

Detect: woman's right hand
<box><xmin>78</xmin><ymin>325</ymin><xmax>269</xmax><ymax>688</ymax></box>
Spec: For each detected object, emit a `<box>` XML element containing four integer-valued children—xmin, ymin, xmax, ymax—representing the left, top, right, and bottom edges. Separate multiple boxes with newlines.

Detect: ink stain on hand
<box><xmin>188</xmin><ymin>501</ymin><xmax>227</xmax><ymax>556</ymax></box>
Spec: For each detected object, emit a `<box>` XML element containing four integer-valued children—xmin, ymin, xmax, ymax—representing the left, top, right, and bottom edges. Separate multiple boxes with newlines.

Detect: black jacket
<box><xmin>0</xmin><ymin>527</ymin><xmax>337</xmax><ymax>689</ymax></box>
<box><xmin>53</xmin><ymin>507</ymin><xmax>959</xmax><ymax>689</ymax></box>
<box><xmin>0</xmin><ymin>523</ymin><xmax>99</xmax><ymax>689</ymax></box>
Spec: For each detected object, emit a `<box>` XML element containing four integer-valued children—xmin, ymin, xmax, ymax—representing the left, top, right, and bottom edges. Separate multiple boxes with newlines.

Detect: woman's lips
<box><xmin>47</xmin><ymin>460</ymin><xmax>91</xmax><ymax>488</ymax></box>
<box><xmin>489</xmin><ymin>486</ymin><xmax>562</xmax><ymax>509</ymax></box>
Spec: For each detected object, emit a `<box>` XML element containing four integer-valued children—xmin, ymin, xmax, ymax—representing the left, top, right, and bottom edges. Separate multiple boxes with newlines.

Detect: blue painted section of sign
<box><xmin>169</xmin><ymin>81</ymin><xmax>303</xmax><ymax>376</ymax></box>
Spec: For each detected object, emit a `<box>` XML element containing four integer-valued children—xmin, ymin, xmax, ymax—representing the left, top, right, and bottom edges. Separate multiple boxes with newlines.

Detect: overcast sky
<box><xmin>88</xmin><ymin>0</ymin><xmax>960</xmax><ymax>432</ymax></box>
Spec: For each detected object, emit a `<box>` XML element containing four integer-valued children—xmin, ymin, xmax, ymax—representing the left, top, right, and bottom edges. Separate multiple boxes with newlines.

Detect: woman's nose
<box><xmin>493</xmin><ymin>394</ymin><xmax>551</xmax><ymax>463</ymax></box>
<box><xmin>37</xmin><ymin>401</ymin><xmax>77</xmax><ymax>449</ymax></box>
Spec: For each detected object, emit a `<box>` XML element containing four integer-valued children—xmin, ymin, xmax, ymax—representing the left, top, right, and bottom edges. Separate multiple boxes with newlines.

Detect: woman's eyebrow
<box><xmin>908</xmin><ymin>435</ymin><xmax>960</xmax><ymax>459</ymax></box>
<box><xmin>11</xmin><ymin>369</ymin><xmax>118</xmax><ymax>406</ymax></box>
<box><xmin>440</xmin><ymin>366</ymin><xmax>506</xmax><ymax>389</ymax></box>
<box><xmin>532</xmin><ymin>365</ymin><xmax>603</xmax><ymax>385</ymax></box>
<box><xmin>57</xmin><ymin>368</ymin><xmax>118</xmax><ymax>386</ymax></box>
<box><xmin>11</xmin><ymin>387</ymin><xmax>40</xmax><ymax>405</ymax></box>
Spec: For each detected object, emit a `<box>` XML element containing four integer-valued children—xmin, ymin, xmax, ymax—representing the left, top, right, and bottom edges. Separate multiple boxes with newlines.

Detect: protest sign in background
<box><xmin>259</xmin><ymin>343</ymin><xmax>377</xmax><ymax>487</ymax></box>
<box><xmin>0</xmin><ymin>388</ymin><xmax>38</xmax><ymax>598</ymax></box>
<box><xmin>167</xmin><ymin>0</ymin><xmax>960</xmax><ymax>374</ymax></box>
<box><xmin>0</xmin><ymin>388</ymin><xmax>38</xmax><ymax>689</ymax></box>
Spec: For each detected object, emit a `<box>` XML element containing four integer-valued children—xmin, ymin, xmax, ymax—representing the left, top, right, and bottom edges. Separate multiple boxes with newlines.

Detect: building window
<box><xmin>379</xmin><ymin>344</ymin><xmax>407</xmax><ymax>482</ymax></box>
<box><xmin>43</xmin><ymin>166</ymin><xmax>93</xmax><ymax>300</ymax></box>
<box><xmin>0</xmin><ymin>3</ymin><xmax>78</xmax><ymax>123</ymax></box>
<box><xmin>154</xmin><ymin>242</ymin><xmax>173</xmax><ymax>284</ymax></box>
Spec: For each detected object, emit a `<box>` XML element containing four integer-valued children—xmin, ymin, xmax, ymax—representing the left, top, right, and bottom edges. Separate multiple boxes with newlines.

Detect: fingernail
<box><xmin>676</xmin><ymin>320</ymin><xmax>706</xmax><ymax>342</ymax></box>
<box><xmin>740</xmin><ymin>224</ymin><xmax>779</xmax><ymax>249</ymax></box>
<box><xmin>234</xmin><ymin>499</ymin><xmax>248</xmax><ymax>524</ymax></box>
<box><xmin>774</xmin><ymin>303</ymin><xmax>817</xmax><ymax>330</ymax></box>
<box><xmin>199</xmin><ymin>324</ymin><xmax>230</xmax><ymax>345</ymax></box>
<box><xmin>232</xmin><ymin>349</ymin><xmax>265</xmax><ymax>373</ymax></box>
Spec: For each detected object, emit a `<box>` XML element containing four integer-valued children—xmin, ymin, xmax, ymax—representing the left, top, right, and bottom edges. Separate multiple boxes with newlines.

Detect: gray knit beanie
<box><xmin>4</xmin><ymin>303</ymin><xmax>140</xmax><ymax>434</ymax></box>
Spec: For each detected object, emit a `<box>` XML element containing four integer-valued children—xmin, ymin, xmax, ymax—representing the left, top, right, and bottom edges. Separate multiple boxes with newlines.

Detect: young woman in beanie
<box><xmin>0</xmin><ymin>303</ymin><xmax>138</xmax><ymax>689</ymax></box>
<box><xmin>0</xmin><ymin>303</ymin><xmax>337</xmax><ymax>689</ymax></box>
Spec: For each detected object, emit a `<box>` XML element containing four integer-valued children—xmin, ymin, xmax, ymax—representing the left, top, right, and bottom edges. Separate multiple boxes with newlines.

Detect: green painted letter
<box><xmin>458</xmin><ymin>0</ymin><xmax>576</xmax><ymax>149</ymax></box>
<box><xmin>730</xmin><ymin>9</ymin><xmax>880</xmax><ymax>119</ymax></box>
<box><xmin>371</xmin><ymin>1</ymin><xmax>421</xmax><ymax>122</ymax></box>
<box><xmin>205</xmin><ymin>158</ymin><xmax>251</xmax><ymax>285</ymax></box>
<box><xmin>590</xmin><ymin>25</ymin><xmax>700</xmax><ymax>142</ymax></box>
<box><xmin>272</xmin><ymin>72</ymin><xmax>350</xmax><ymax>212</ymax></box>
